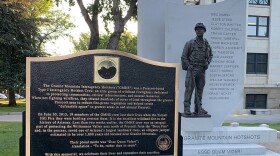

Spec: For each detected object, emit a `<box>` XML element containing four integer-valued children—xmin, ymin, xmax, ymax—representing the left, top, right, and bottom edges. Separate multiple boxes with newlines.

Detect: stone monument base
<box><xmin>181</xmin><ymin>126</ymin><xmax>278</xmax><ymax>156</ymax></box>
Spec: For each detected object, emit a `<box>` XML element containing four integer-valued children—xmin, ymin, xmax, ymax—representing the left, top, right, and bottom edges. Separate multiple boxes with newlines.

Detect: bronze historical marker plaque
<box><xmin>26</xmin><ymin>50</ymin><xmax>179</xmax><ymax>156</ymax></box>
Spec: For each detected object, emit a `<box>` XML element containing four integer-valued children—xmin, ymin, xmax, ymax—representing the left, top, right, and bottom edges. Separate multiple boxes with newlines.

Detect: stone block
<box><xmin>230</xmin><ymin>122</ymin><xmax>239</xmax><ymax>127</ymax></box>
<box><xmin>259</xmin><ymin>124</ymin><xmax>269</xmax><ymax>128</ymax></box>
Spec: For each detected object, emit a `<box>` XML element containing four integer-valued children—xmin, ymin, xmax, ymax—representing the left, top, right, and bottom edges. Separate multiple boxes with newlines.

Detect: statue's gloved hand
<box><xmin>204</xmin><ymin>62</ymin><xmax>209</xmax><ymax>70</ymax></box>
<box><xmin>188</xmin><ymin>65</ymin><xmax>193</xmax><ymax>70</ymax></box>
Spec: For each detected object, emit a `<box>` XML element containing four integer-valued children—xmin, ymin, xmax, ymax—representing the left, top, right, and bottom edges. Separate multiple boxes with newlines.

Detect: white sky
<box><xmin>46</xmin><ymin>2</ymin><xmax>138</xmax><ymax>56</ymax></box>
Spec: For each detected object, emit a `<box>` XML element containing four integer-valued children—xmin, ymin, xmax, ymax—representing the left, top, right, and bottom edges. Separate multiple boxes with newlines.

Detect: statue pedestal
<box><xmin>180</xmin><ymin>122</ymin><xmax>279</xmax><ymax>156</ymax></box>
<box><xmin>181</xmin><ymin>117</ymin><xmax>213</xmax><ymax>132</ymax></box>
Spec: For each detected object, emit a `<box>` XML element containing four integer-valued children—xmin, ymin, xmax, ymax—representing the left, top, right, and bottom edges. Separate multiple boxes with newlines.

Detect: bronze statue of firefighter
<box><xmin>181</xmin><ymin>23</ymin><xmax>213</xmax><ymax>117</ymax></box>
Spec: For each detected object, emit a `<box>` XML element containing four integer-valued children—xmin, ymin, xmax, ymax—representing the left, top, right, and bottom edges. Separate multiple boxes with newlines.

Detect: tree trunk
<box><xmin>107</xmin><ymin>0</ymin><xmax>137</xmax><ymax>50</ymax></box>
<box><xmin>107</xmin><ymin>0</ymin><xmax>124</xmax><ymax>50</ymax></box>
<box><xmin>88</xmin><ymin>23</ymin><xmax>99</xmax><ymax>50</ymax></box>
<box><xmin>8</xmin><ymin>89</ymin><xmax>16</xmax><ymax>106</ymax></box>
<box><xmin>76</xmin><ymin>0</ymin><xmax>99</xmax><ymax>50</ymax></box>
<box><xmin>88</xmin><ymin>10</ymin><xmax>99</xmax><ymax>50</ymax></box>
<box><xmin>107</xmin><ymin>32</ymin><xmax>122</xmax><ymax>50</ymax></box>
<box><xmin>76</xmin><ymin>0</ymin><xmax>137</xmax><ymax>50</ymax></box>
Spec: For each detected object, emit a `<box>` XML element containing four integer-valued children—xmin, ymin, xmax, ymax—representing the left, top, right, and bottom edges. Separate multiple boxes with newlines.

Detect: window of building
<box><xmin>248</xmin><ymin>16</ymin><xmax>269</xmax><ymax>37</ymax></box>
<box><xmin>246</xmin><ymin>94</ymin><xmax>267</xmax><ymax>109</ymax></box>
<box><xmin>249</xmin><ymin>0</ymin><xmax>270</xmax><ymax>6</ymax></box>
<box><xmin>184</xmin><ymin>0</ymin><xmax>200</xmax><ymax>5</ymax></box>
<box><xmin>247</xmin><ymin>53</ymin><xmax>268</xmax><ymax>74</ymax></box>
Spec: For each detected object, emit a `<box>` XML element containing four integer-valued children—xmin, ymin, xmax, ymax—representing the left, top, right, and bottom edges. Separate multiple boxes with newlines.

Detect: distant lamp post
<box><xmin>185</xmin><ymin>0</ymin><xmax>200</xmax><ymax>5</ymax></box>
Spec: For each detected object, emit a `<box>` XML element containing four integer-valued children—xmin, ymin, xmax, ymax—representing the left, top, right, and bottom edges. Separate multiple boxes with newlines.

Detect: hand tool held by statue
<box><xmin>181</xmin><ymin>23</ymin><xmax>213</xmax><ymax>117</ymax></box>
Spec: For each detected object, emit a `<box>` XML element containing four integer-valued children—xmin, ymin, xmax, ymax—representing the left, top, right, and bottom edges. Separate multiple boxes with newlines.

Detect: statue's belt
<box><xmin>190</xmin><ymin>62</ymin><xmax>206</xmax><ymax>66</ymax></box>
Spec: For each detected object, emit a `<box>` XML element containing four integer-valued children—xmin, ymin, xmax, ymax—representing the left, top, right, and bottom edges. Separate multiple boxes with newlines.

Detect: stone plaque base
<box><xmin>181</xmin><ymin>117</ymin><xmax>213</xmax><ymax>132</ymax></box>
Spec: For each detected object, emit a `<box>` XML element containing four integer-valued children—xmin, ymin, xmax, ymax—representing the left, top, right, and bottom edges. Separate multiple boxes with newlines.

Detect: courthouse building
<box><xmin>189</xmin><ymin>0</ymin><xmax>280</xmax><ymax>111</ymax></box>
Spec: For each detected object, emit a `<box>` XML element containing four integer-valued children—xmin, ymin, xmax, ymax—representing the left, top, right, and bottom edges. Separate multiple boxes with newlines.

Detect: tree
<box><xmin>0</xmin><ymin>2</ymin><xmax>45</xmax><ymax>106</ymax></box>
<box><xmin>71</xmin><ymin>32</ymin><xmax>137</xmax><ymax>54</ymax></box>
<box><xmin>0</xmin><ymin>0</ymin><xmax>74</xmax><ymax>106</ymax></box>
<box><xmin>57</xmin><ymin>0</ymin><xmax>137</xmax><ymax>50</ymax></box>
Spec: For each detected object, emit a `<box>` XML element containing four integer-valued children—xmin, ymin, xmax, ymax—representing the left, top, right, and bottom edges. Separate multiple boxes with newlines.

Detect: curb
<box><xmin>0</xmin><ymin>112</ymin><xmax>22</xmax><ymax>115</ymax></box>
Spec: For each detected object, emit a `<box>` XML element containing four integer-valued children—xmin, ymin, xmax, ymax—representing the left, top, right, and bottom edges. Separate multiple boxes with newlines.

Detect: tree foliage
<box><xmin>4</xmin><ymin>0</ymin><xmax>75</xmax><ymax>52</ymax></box>
<box><xmin>117</xmin><ymin>32</ymin><xmax>137</xmax><ymax>54</ymax></box>
<box><xmin>71</xmin><ymin>33</ymin><xmax>90</xmax><ymax>52</ymax></box>
<box><xmin>71</xmin><ymin>32</ymin><xmax>137</xmax><ymax>55</ymax></box>
<box><xmin>56</xmin><ymin>0</ymin><xmax>137</xmax><ymax>50</ymax></box>
<box><xmin>24</xmin><ymin>0</ymin><xmax>75</xmax><ymax>52</ymax></box>
<box><xmin>36</xmin><ymin>9</ymin><xmax>75</xmax><ymax>51</ymax></box>
<box><xmin>0</xmin><ymin>2</ymin><xmax>45</xmax><ymax>106</ymax></box>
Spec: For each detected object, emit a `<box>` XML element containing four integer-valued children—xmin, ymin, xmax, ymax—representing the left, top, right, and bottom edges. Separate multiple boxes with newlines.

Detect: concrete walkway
<box><xmin>0</xmin><ymin>112</ymin><xmax>22</xmax><ymax>122</ymax></box>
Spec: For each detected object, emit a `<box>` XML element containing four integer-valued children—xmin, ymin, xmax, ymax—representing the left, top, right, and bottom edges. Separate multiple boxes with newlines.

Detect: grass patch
<box><xmin>223</xmin><ymin>123</ymin><xmax>280</xmax><ymax>131</ymax></box>
<box><xmin>0</xmin><ymin>122</ymin><xmax>22</xmax><ymax>156</ymax></box>
<box><xmin>0</xmin><ymin>100</ymin><xmax>26</xmax><ymax>112</ymax></box>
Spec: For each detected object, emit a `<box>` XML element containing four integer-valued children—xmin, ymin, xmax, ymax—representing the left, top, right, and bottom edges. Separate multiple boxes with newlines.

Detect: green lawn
<box><xmin>0</xmin><ymin>122</ymin><xmax>22</xmax><ymax>156</ymax></box>
<box><xmin>0</xmin><ymin>100</ymin><xmax>26</xmax><ymax>112</ymax></box>
<box><xmin>223</xmin><ymin>123</ymin><xmax>280</xmax><ymax>131</ymax></box>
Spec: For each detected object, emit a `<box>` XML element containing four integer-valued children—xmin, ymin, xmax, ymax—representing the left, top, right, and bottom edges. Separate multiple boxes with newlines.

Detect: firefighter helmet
<box><xmin>194</xmin><ymin>23</ymin><xmax>206</xmax><ymax>32</ymax></box>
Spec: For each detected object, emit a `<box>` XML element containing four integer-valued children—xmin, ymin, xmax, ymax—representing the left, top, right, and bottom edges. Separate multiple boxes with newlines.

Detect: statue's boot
<box><xmin>184</xmin><ymin>107</ymin><xmax>192</xmax><ymax>115</ymax></box>
<box><xmin>194</xmin><ymin>106</ymin><xmax>208</xmax><ymax>114</ymax></box>
<box><xmin>200</xmin><ymin>107</ymin><xmax>208</xmax><ymax>114</ymax></box>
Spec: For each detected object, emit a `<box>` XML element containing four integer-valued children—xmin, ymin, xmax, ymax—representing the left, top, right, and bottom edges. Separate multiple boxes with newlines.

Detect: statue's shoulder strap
<box><xmin>204</xmin><ymin>38</ymin><xmax>209</xmax><ymax>47</ymax></box>
<box><xmin>204</xmin><ymin>38</ymin><xmax>210</xmax><ymax>58</ymax></box>
<box><xmin>189</xmin><ymin>39</ymin><xmax>195</xmax><ymax>53</ymax></box>
<box><xmin>190</xmin><ymin>38</ymin><xmax>195</xmax><ymax>44</ymax></box>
